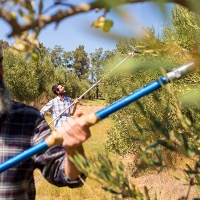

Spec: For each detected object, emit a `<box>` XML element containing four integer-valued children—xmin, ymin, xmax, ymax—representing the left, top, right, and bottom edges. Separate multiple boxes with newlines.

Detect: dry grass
<box><xmin>132</xmin><ymin>169</ymin><xmax>200</xmax><ymax>200</ymax></box>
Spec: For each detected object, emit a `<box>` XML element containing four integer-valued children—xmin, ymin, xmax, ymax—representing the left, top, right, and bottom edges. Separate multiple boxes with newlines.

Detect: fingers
<box><xmin>76</xmin><ymin>111</ymin><xmax>83</xmax><ymax>118</ymax></box>
<box><xmin>60</xmin><ymin>114</ymin><xmax>91</xmax><ymax>152</ymax></box>
<box><xmin>74</xmin><ymin>98</ymin><xmax>80</xmax><ymax>104</ymax></box>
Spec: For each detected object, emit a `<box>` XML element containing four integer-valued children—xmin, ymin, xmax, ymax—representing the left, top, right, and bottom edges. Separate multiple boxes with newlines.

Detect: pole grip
<box><xmin>81</xmin><ymin>113</ymin><xmax>100</xmax><ymax>126</ymax></box>
<box><xmin>45</xmin><ymin>113</ymin><xmax>99</xmax><ymax>147</ymax></box>
<box><xmin>45</xmin><ymin>131</ymin><xmax>63</xmax><ymax>147</ymax></box>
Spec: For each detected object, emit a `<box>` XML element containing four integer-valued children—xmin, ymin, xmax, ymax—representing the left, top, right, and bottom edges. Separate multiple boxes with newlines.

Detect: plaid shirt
<box><xmin>0</xmin><ymin>101</ymin><xmax>85</xmax><ymax>200</ymax></box>
<box><xmin>40</xmin><ymin>96</ymin><xmax>73</xmax><ymax>130</ymax></box>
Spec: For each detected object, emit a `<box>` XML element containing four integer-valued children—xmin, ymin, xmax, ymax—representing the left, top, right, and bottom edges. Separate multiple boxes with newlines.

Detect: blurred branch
<box><xmin>0</xmin><ymin>0</ymin><xmax>198</xmax><ymax>38</ymax></box>
<box><xmin>0</xmin><ymin>0</ymin><xmax>199</xmax><ymax>53</ymax></box>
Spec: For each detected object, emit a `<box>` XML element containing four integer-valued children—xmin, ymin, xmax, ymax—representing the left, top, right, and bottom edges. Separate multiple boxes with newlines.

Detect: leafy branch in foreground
<box><xmin>70</xmin><ymin>153</ymin><xmax>152</xmax><ymax>200</ymax></box>
<box><xmin>1</xmin><ymin>0</ymin><xmax>200</xmax><ymax>56</ymax></box>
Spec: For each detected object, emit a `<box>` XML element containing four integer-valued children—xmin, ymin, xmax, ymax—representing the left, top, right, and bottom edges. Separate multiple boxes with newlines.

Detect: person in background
<box><xmin>40</xmin><ymin>83</ymin><xmax>79</xmax><ymax>130</ymax></box>
<box><xmin>0</xmin><ymin>50</ymin><xmax>91</xmax><ymax>200</ymax></box>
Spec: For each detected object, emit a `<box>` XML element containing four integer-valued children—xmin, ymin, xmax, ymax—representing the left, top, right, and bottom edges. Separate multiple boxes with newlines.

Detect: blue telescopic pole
<box><xmin>0</xmin><ymin>61</ymin><xmax>195</xmax><ymax>173</ymax></box>
<box><xmin>0</xmin><ymin>142</ymin><xmax>48</xmax><ymax>173</ymax></box>
<box><xmin>96</xmin><ymin>76</ymin><xmax>167</xmax><ymax>120</ymax></box>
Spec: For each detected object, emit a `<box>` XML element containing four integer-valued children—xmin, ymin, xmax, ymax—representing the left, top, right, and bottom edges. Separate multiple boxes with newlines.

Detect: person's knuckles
<box><xmin>75</xmin><ymin>117</ymin><xmax>88</xmax><ymax>127</ymax></box>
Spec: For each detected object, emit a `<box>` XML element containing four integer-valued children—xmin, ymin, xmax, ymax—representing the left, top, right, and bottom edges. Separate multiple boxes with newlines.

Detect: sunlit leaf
<box><xmin>31</xmin><ymin>52</ymin><xmax>39</xmax><ymax>61</ymax></box>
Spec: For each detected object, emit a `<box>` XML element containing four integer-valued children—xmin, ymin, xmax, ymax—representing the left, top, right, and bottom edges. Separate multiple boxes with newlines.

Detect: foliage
<box><xmin>72</xmin><ymin>45</ymin><xmax>90</xmax><ymax>81</ymax></box>
<box><xmin>163</xmin><ymin>5</ymin><xmax>200</xmax><ymax>51</ymax></box>
<box><xmin>2</xmin><ymin>38</ymin><xmax>118</xmax><ymax>104</ymax></box>
<box><xmin>64</xmin><ymin>70</ymin><xmax>94</xmax><ymax>99</ymax></box>
<box><xmin>89</xmin><ymin>48</ymin><xmax>107</xmax><ymax>83</ymax></box>
<box><xmin>2</xmin><ymin>47</ymin><xmax>93</xmax><ymax>104</ymax></box>
<box><xmin>102</xmin><ymin>6</ymin><xmax>200</xmax><ymax>158</ymax></box>
<box><xmin>50</xmin><ymin>45</ymin><xmax>64</xmax><ymax>67</ymax></box>
<box><xmin>3</xmin><ymin>50</ymin><xmax>40</xmax><ymax>102</ymax></box>
<box><xmin>87</xmin><ymin>6</ymin><xmax>200</xmax><ymax>198</ymax></box>
<box><xmin>71</xmin><ymin>153</ymin><xmax>148</xmax><ymax>200</ymax></box>
<box><xmin>102</xmin><ymin>56</ymin><xmax>179</xmax><ymax>154</ymax></box>
<box><xmin>0</xmin><ymin>1</ymin><xmax>200</xmax><ymax>57</ymax></box>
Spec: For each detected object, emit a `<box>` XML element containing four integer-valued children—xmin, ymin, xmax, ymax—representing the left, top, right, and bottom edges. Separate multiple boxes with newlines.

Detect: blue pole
<box><xmin>0</xmin><ymin>141</ymin><xmax>48</xmax><ymax>173</ymax></box>
<box><xmin>95</xmin><ymin>61</ymin><xmax>195</xmax><ymax>119</ymax></box>
<box><xmin>96</xmin><ymin>76</ymin><xmax>167</xmax><ymax>120</ymax></box>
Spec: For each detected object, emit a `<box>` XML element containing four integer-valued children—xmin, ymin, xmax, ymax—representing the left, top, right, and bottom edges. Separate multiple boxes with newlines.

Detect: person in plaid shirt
<box><xmin>0</xmin><ymin>50</ymin><xmax>90</xmax><ymax>199</ymax></box>
<box><xmin>40</xmin><ymin>84</ymin><xmax>79</xmax><ymax>130</ymax></box>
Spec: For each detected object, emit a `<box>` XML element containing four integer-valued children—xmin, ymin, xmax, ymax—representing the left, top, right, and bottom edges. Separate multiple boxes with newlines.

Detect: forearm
<box><xmin>60</xmin><ymin>112</ymin><xmax>91</xmax><ymax>180</ymax></box>
<box><xmin>70</xmin><ymin>103</ymin><xmax>78</xmax><ymax>116</ymax></box>
<box><xmin>40</xmin><ymin>101</ymin><xmax>52</xmax><ymax>115</ymax></box>
<box><xmin>64</xmin><ymin>145</ymin><xmax>85</xmax><ymax>180</ymax></box>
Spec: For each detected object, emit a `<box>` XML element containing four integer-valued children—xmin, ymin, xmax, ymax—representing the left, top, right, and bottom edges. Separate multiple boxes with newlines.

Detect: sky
<box><xmin>0</xmin><ymin>1</ymin><xmax>174</xmax><ymax>53</ymax></box>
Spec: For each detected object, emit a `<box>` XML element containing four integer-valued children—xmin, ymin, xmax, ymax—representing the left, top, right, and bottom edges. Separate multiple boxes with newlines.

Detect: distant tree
<box><xmin>72</xmin><ymin>45</ymin><xmax>90</xmax><ymax>80</ymax></box>
<box><xmin>37</xmin><ymin>42</ymin><xmax>51</xmax><ymax>60</ymax></box>
<box><xmin>62</xmin><ymin>51</ymin><xmax>74</xmax><ymax>68</ymax></box>
<box><xmin>89</xmin><ymin>48</ymin><xmax>105</xmax><ymax>83</ymax></box>
<box><xmin>161</xmin><ymin>5</ymin><xmax>200</xmax><ymax>51</ymax></box>
<box><xmin>50</xmin><ymin>45</ymin><xmax>64</xmax><ymax>67</ymax></box>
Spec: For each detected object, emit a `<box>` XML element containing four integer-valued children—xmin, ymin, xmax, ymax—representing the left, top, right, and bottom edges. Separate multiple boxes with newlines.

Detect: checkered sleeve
<box><xmin>40</xmin><ymin>100</ymin><xmax>53</xmax><ymax>116</ymax></box>
<box><xmin>33</xmin><ymin>117</ymin><xmax>86</xmax><ymax>188</ymax></box>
